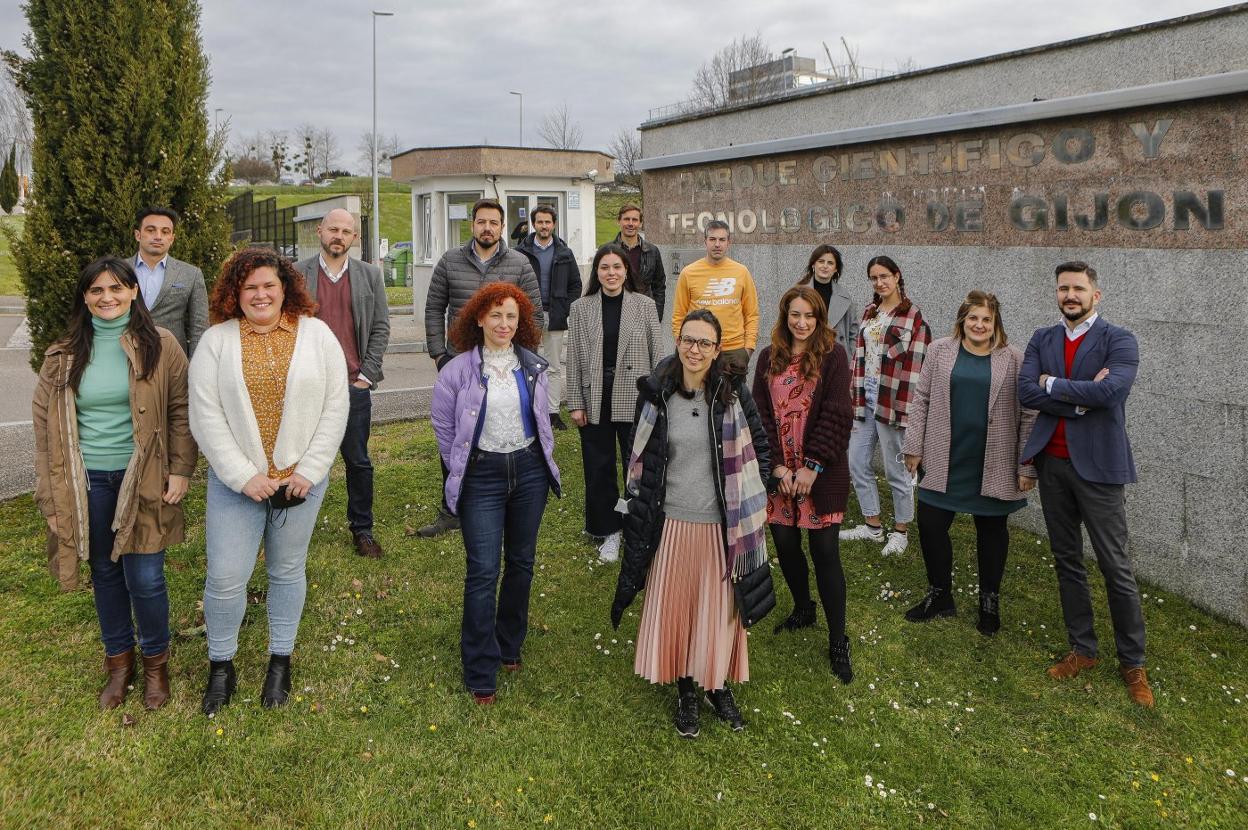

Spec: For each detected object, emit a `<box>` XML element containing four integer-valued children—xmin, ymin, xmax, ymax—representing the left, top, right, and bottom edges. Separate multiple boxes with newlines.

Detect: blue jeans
<box><xmin>86</xmin><ymin>468</ymin><xmax>169</xmax><ymax>657</ymax></box>
<box><xmin>848</xmin><ymin>395</ymin><xmax>914</xmax><ymax>525</ymax></box>
<box><xmin>459</xmin><ymin>444</ymin><xmax>549</xmax><ymax>694</ymax></box>
<box><xmin>202</xmin><ymin>467</ymin><xmax>328</xmax><ymax>660</ymax></box>
<box><xmin>341</xmin><ymin>386</ymin><xmax>374</xmax><ymax>534</ymax></box>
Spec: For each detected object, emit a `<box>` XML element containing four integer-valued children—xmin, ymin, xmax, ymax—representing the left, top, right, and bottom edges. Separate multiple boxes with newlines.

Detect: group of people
<box><xmin>32</xmin><ymin>198</ymin><xmax>1153</xmax><ymax>741</ymax></box>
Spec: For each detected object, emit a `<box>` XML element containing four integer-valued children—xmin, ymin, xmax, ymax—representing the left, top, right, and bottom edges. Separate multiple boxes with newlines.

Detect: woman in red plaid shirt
<box><xmin>839</xmin><ymin>256</ymin><xmax>932</xmax><ymax>556</ymax></box>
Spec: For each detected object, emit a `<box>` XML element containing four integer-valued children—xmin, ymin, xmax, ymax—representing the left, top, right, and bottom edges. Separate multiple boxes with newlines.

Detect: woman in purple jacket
<box><xmin>431</xmin><ymin>282</ymin><xmax>561</xmax><ymax>704</ymax></box>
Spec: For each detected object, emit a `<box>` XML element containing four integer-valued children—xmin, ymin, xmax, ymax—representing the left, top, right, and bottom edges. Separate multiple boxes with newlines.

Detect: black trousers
<box><xmin>915</xmin><ymin>500</ymin><xmax>1009</xmax><ymax>595</ymax></box>
<box><xmin>1036</xmin><ymin>455</ymin><xmax>1145</xmax><ymax>667</ymax></box>
<box><xmin>769</xmin><ymin>524</ymin><xmax>847</xmax><ymax>643</ymax></box>
<box><xmin>578</xmin><ymin>418</ymin><xmax>631</xmax><ymax>537</ymax></box>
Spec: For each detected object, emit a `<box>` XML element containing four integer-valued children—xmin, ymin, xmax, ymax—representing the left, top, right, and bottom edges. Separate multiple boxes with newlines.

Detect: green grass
<box><xmin>0</xmin><ymin>215</ymin><xmax>24</xmax><ymax>296</ymax></box>
<box><xmin>238</xmin><ymin>185</ymin><xmax>411</xmax><ymax>252</ymax></box>
<box><xmin>384</xmin><ymin>286</ymin><xmax>412</xmax><ymax>306</ymax></box>
<box><xmin>0</xmin><ymin>420</ymin><xmax>1245</xmax><ymax>828</ymax></box>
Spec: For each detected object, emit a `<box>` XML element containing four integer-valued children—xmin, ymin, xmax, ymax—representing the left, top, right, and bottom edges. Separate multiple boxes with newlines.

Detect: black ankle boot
<box><xmin>773</xmin><ymin>601</ymin><xmax>817</xmax><ymax>634</ymax></box>
<box><xmin>977</xmin><ymin>592</ymin><xmax>1001</xmax><ymax>636</ymax></box>
<box><xmin>261</xmin><ymin>654</ymin><xmax>292</xmax><ymax>708</ymax></box>
<box><xmin>829</xmin><ymin>636</ymin><xmax>853</xmax><ymax>684</ymax></box>
<box><xmin>904</xmin><ymin>585</ymin><xmax>957</xmax><ymax>622</ymax></box>
<box><xmin>201</xmin><ymin>659</ymin><xmax>236</xmax><ymax>716</ymax></box>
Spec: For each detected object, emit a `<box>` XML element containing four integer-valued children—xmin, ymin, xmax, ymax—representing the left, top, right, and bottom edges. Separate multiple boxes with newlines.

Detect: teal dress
<box><xmin>918</xmin><ymin>345</ymin><xmax>1025</xmax><ymax>517</ymax></box>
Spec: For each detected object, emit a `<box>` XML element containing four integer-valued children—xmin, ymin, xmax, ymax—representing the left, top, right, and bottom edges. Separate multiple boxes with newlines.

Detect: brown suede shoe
<box><xmin>99</xmin><ymin>650</ymin><xmax>135</xmax><ymax>710</ymax></box>
<box><xmin>1046</xmin><ymin>651</ymin><xmax>1100</xmax><ymax>680</ymax></box>
<box><xmin>142</xmin><ymin>649</ymin><xmax>171</xmax><ymax>710</ymax></box>
<box><xmin>1120</xmin><ymin>665</ymin><xmax>1155</xmax><ymax>708</ymax></box>
<box><xmin>353</xmin><ymin>532</ymin><xmax>384</xmax><ymax>559</ymax></box>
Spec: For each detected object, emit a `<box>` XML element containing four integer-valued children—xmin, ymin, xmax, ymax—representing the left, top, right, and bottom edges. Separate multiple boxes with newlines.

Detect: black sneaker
<box><xmin>977</xmin><ymin>591</ymin><xmax>1001</xmax><ymax>636</ymax></box>
<box><xmin>550</xmin><ymin>413</ymin><xmax>567</xmax><ymax>431</ymax></box>
<box><xmin>829</xmin><ymin>636</ymin><xmax>853</xmax><ymax>684</ymax></box>
<box><xmin>674</xmin><ymin>689</ymin><xmax>700</xmax><ymax>738</ymax></box>
<box><xmin>904</xmin><ymin>585</ymin><xmax>957</xmax><ymax>622</ymax></box>
<box><xmin>415</xmin><ymin>509</ymin><xmax>460</xmax><ymax>539</ymax></box>
<box><xmin>705</xmin><ymin>686</ymin><xmax>745</xmax><ymax>732</ymax></box>
<box><xmin>773</xmin><ymin>602</ymin><xmax>817</xmax><ymax>634</ymax></box>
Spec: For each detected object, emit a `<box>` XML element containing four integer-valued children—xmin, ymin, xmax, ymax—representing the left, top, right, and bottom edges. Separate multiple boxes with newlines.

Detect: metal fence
<box><xmin>225</xmin><ymin>191</ymin><xmax>298</xmax><ymax>257</ymax></box>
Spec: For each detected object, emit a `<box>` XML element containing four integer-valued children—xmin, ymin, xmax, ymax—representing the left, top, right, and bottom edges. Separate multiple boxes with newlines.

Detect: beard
<box><xmin>1061</xmin><ymin>302</ymin><xmax>1090</xmax><ymax>321</ymax></box>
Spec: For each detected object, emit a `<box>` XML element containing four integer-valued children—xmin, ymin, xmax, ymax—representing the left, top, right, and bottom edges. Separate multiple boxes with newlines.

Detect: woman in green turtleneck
<box><xmin>33</xmin><ymin>256</ymin><xmax>196</xmax><ymax>711</ymax></box>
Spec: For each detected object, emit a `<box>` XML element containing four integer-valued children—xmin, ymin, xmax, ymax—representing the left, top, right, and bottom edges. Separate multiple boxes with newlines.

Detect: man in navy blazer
<box><xmin>1018</xmin><ymin>261</ymin><xmax>1151</xmax><ymax>707</ymax></box>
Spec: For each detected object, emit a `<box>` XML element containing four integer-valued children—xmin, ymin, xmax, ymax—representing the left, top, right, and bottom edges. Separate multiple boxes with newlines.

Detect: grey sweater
<box><xmin>663</xmin><ymin>391</ymin><xmax>721</xmax><ymax>524</ymax></box>
<box><xmin>424</xmin><ymin>241</ymin><xmax>545</xmax><ymax>359</ymax></box>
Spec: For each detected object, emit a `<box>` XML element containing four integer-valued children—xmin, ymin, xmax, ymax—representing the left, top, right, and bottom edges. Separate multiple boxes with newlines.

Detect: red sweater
<box><xmin>1043</xmin><ymin>331</ymin><xmax>1087</xmax><ymax>459</ymax></box>
<box><xmin>317</xmin><ymin>266</ymin><xmax>362</xmax><ymax>381</ymax></box>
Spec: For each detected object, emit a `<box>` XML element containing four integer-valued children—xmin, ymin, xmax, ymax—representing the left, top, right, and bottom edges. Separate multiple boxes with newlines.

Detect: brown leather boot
<box><xmin>1046</xmin><ymin>651</ymin><xmax>1100</xmax><ymax>680</ymax></box>
<box><xmin>99</xmin><ymin>650</ymin><xmax>135</xmax><ymax>710</ymax></box>
<box><xmin>1120</xmin><ymin>665</ymin><xmax>1155</xmax><ymax>708</ymax></box>
<box><xmin>142</xmin><ymin>649</ymin><xmax>171</xmax><ymax>710</ymax></box>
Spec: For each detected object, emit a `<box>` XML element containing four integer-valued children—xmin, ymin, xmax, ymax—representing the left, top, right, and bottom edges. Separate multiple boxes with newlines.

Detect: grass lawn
<box><xmin>0</xmin><ymin>215</ymin><xmax>24</xmax><ymax>296</ymax></box>
<box><xmin>243</xmin><ymin>189</ymin><xmax>411</xmax><ymax>251</ymax></box>
<box><xmin>384</xmin><ymin>286</ymin><xmax>412</xmax><ymax>306</ymax></box>
<box><xmin>0</xmin><ymin>420</ymin><xmax>1245</xmax><ymax>828</ymax></box>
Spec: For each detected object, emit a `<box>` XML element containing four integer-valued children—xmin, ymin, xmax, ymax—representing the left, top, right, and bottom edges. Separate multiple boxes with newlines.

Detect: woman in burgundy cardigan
<box><xmin>752</xmin><ymin>286</ymin><xmax>855</xmax><ymax>682</ymax></box>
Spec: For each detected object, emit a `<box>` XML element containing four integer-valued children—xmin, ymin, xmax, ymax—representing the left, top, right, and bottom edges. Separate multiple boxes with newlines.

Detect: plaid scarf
<box><xmin>625</xmin><ymin>391</ymin><xmax>768</xmax><ymax>579</ymax></box>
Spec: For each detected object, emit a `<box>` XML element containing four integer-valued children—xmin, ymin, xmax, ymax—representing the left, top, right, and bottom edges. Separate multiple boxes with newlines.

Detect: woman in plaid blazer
<box><xmin>900</xmin><ymin>291</ymin><xmax>1038</xmax><ymax>635</ymax></box>
<box><xmin>566</xmin><ymin>244</ymin><xmax>663</xmax><ymax>563</ymax></box>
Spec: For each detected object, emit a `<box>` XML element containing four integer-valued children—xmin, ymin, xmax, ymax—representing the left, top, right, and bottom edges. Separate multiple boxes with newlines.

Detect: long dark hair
<box><xmin>657</xmin><ymin>309</ymin><xmax>735</xmax><ymax>407</ymax></box>
<box><xmin>797</xmin><ymin>244</ymin><xmax>843</xmax><ymax>285</ymax></box>
<box><xmin>768</xmin><ymin>286</ymin><xmax>834</xmax><ymax>381</ymax></box>
<box><xmin>585</xmin><ymin>243</ymin><xmax>643</xmax><ymax>295</ymax></box>
<box><xmin>866</xmin><ymin>254</ymin><xmax>909</xmax><ymax>310</ymax></box>
<box><xmin>64</xmin><ymin>256</ymin><xmax>162</xmax><ymax>392</ymax></box>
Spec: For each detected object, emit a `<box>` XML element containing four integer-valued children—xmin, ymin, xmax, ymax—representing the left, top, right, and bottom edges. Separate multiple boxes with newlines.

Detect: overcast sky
<box><xmin>0</xmin><ymin>0</ymin><xmax>1231</xmax><ymax>169</ymax></box>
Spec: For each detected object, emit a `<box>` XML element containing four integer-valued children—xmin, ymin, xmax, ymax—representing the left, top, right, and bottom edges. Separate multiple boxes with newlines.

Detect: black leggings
<box><xmin>769</xmin><ymin>524</ymin><xmax>846</xmax><ymax>643</ymax></box>
<box><xmin>915</xmin><ymin>500</ymin><xmax>1009</xmax><ymax>594</ymax></box>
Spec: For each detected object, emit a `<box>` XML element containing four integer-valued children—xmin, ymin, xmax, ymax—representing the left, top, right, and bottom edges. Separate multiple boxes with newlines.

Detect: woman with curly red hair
<box><xmin>189</xmin><ymin>248</ymin><xmax>349</xmax><ymax>714</ymax></box>
<box><xmin>431</xmin><ymin>282</ymin><xmax>561</xmax><ymax>704</ymax></box>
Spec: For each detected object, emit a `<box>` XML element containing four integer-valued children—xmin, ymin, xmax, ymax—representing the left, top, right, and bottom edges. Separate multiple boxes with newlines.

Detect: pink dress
<box><xmin>766</xmin><ymin>357</ymin><xmax>845</xmax><ymax>530</ymax></box>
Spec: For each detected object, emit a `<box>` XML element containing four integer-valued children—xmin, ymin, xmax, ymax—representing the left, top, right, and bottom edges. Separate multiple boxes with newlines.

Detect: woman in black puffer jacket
<box><xmin>611</xmin><ymin>310</ymin><xmax>771</xmax><ymax>740</ymax></box>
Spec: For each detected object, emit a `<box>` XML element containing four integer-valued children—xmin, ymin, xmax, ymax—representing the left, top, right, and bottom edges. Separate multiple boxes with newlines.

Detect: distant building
<box><xmin>728</xmin><ymin>52</ymin><xmax>836</xmax><ymax>102</ymax></box>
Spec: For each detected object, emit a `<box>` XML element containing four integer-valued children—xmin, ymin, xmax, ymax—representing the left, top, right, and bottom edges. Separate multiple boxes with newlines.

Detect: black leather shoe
<box><xmin>977</xmin><ymin>592</ymin><xmax>1001</xmax><ymax>636</ymax></box>
<box><xmin>904</xmin><ymin>586</ymin><xmax>957</xmax><ymax>622</ymax></box>
<box><xmin>829</xmin><ymin>636</ymin><xmax>854</xmax><ymax>684</ymax></box>
<box><xmin>261</xmin><ymin>654</ymin><xmax>292</xmax><ymax>708</ymax></box>
<box><xmin>416</xmin><ymin>510</ymin><xmax>460</xmax><ymax>539</ymax></box>
<box><xmin>705</xmin><ymin>686</ymin><xmax>745</xmax><ymax>732</ymax></box>
<box><xmin>674</xmin><ymin>689</ymin><xmax>700</xmax><ymax>738</ymax></box>
<box><xmin>201</xmin><ymin>659</ymin><xmax>236</xmax><ymax>716</ymax></box>
<box><xmin>773</xmin><ymin>602</ymin><xmax>817</xmax><ymax>634</ymax></box>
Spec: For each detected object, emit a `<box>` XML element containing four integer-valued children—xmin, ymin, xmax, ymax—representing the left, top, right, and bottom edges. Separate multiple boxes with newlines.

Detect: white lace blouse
<box><xmin>478</xmin><ymin>346</ymin><xmax>534</xmax><ymax>453</ymax></box>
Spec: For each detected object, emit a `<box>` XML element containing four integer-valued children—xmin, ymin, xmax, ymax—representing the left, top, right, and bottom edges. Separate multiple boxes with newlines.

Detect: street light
<box><xmin>371</xmin><ymin>10</ymin><xmax>395</xmax><ymax>265</ymax></box>
<box><xmin>213</xmin><ymin>107</ymin><xmax>224</xmax><ymax>129</ymax></box>
<box><xmin>509</xmin><ymin>90</ymin><xmax>523</xmax><ymax>147</ymax></box>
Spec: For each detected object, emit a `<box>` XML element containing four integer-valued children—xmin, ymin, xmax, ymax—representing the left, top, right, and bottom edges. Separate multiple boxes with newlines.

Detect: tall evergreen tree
<box><xmin>0</xmin><ymin>144</ymin><xmax>17</xmax><ymax>213</ymax></box>
<box><xmin>3</xmin><ymin>0</ymin><xmax>230</xmax><ymax>367</ymax></box>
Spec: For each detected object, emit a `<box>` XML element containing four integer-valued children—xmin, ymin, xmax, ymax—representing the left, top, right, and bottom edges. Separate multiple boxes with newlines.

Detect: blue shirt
<box><xmin>135</xmin><ymin>255</ymin><xmax>168</xmax><ymax>307</ymax></box>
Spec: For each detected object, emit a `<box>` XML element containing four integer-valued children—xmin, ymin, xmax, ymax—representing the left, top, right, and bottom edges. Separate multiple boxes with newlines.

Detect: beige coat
<box><xmin>565</xmin><ymin>290</ymin><xmax>663</xmax><ymax>424</ymax></box>
<box><xmin>901</xmin><ymin>336</ymin><xmax>1037</xmax><ymax>501</ymax></box>
<box><xmin>32</xmin><ymin>329</ymin><xmax>197</xmax><ymax>591</ymax></box>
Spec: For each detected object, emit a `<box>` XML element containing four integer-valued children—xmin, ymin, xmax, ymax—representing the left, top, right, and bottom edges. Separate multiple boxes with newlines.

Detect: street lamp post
<box><xmin>509</xmin><ymin>90</ymin><xmax>523</xmax><ymax>147</ymax></box>
<box><xmin>371</xmin><ymin>10</ymin><xmax>395</xmax><ymax>265</ymax></box>
<box><xmin>214</xmin><ymin>107</ymin><xmax>224</xmax><ymax>129</ymax></box>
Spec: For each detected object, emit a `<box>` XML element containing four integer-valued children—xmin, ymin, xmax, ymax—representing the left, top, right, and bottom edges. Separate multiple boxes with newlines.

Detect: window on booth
<box><xmin>446</xmin><ymin>192</ymin><xmax>483</xmax><ymax>250</ymax></box>
<box><xmin>416</xmin><ymin>194</ymin><xmax>432</xmax><ymax>261</ymax></box>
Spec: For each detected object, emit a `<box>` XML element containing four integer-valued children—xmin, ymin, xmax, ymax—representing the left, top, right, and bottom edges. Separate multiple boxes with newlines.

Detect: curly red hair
<box><xmin>449</xmin><ymin>282</ymin><xmax>541</xmax><ymax>353</ymax></box>
<box><xmin>209</xmin><ymin>247</ymin><xmax>318</xmax><ymax>324</ymax></box>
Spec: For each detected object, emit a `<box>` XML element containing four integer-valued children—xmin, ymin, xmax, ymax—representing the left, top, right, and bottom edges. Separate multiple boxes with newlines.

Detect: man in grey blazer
<box><xmin>133</xmin><ymin>207</ymin><xmax>208</xmax><ymax>356</ymax></box>
<box><xmin>296</xmin><ymin>208</ymin><xmax>391</xmax><ymax>559</ymax></box>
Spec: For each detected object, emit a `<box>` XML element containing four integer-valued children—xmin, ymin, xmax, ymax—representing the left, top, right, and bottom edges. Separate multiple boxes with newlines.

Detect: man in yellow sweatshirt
<box><xmin>670</xmin><ymin>220</ymin><xmax>759</xmax><ymax>375</ymax></box>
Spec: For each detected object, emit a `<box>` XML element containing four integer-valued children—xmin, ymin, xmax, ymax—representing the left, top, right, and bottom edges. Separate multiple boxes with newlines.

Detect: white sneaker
<box><xmin>598</xmin><ymin>531</ymin><xmax>622</xmax><ymax>563</ymax></box>
<box><xmin>839</xmin><ymin>524</ymin><xmax>885</xmax><ymax>542</ymax></box>
<box><xmin>881</xmin><ymin>531</ymin><xmax>909</xmax><ymax>557</ymax></box>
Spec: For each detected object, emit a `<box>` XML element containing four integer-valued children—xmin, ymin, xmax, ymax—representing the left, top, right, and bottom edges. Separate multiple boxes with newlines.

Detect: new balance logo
<box><xmin>704</xmin><ymin>278</ymin><xmax>737</xmax><ymax>298</ymax></box>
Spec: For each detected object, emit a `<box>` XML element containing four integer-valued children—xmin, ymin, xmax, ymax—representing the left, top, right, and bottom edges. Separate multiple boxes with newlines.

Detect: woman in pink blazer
<box><xmin>900</xmin><ymin>291</ymin><xmax>1037</xmax><ymax>635</ymax></box>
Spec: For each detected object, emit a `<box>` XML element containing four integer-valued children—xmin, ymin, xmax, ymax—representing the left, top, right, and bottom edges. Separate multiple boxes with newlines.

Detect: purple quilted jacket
<box><xmin>430</xmin><ymin>344</ymin><xmax>561</xmax><ymax>514</ymax></box>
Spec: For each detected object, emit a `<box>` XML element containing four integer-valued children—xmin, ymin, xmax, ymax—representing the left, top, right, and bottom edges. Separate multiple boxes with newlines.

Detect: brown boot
<box><xmin>1120</xmin><ymin>665</ymin><xmax>1154</xmax><ymax>708</ymax></box>
<box><xmin>142</xmin><ymin>649</ymin><xmax>171</xmax><ymax>710</ymax></box>
<box><xmin>1046</xmin><ymin>651</ymin><xmax>1100</xmax><ymax>680</ymax></box>
<box><xmin>99</xmin><ymin>650</ymin><xmax>135</xmax><ymax>710</ymax></box>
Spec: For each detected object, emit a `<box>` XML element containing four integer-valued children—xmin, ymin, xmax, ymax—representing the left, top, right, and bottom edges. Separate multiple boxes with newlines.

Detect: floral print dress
<box><xmin>766</xmin><ymin>356</ymin><xmax>845</xmax><ymax>530</ymax></box>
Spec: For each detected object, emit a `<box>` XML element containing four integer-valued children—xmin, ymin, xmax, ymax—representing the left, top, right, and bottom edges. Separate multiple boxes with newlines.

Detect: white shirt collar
<box><xmin>135</xmin><ymin>253</ymin><xmax>168</xmax><ymax>271</ymax></box>
<box><xmin>318</xmin><ymin>255</ymin><xmax>349</xmax><ymax>282</ymax></box>
<box><xmin>533</xmin><ymin>236</ymin><xmax>554</xmax><ymax>250</ymax></box>
<box><xmin>1062</xmin><ymin>311</ymin><xmax>1099</xmax><ymax>340</ymax></box>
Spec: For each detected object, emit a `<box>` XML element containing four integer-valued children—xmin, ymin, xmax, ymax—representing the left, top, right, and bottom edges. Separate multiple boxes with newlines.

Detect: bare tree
<box><xmin>266</xmin><ymin>130</ymin><xmax>291</xmax><ymax>180</ymax></box>
<box><xmin>0</xmin><ymin>65</ymin><xmax>32</xmax><ymax>175</ymax></box>
<box><xmin>690</xmin><ymin>33</ymin><xmax>773</xmax><ymax>108</ymax></box>
<box><xmin>537</xmin><ymin>102</ymin><xmax>583</xmax><ymax>150</ymax></box>
<box><xmin>608</xmin><ymin>127</ymin><xmax>642</xmax><ymax>185</ymax></box>
<box><xmin>310</xmin><ymin>127</ymin><xmax>340</xmax><ymax>181</ymax></box>
<box><xmin>230</xmin><ymin>155</ymin><xmax>275</xmax><ymax>184</ymax></box>
<box><xmin>357</xmin><ymin>131</ymin><xmax>403</xmax><ymax>177</ymax></box>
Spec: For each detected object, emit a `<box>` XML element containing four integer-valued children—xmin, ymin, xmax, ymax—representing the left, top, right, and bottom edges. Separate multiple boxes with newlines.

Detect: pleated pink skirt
<box><xmin>634</xmin><ymin>518</ymin><xmax>749</xmax><ymax>689</ymax></box>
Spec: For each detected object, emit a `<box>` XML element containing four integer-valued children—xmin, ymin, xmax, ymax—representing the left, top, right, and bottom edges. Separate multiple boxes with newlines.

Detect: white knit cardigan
<box><xmin>189</xmin><ymin>316</ymin><xmax>349</xmax><ymax>493</ymax></box>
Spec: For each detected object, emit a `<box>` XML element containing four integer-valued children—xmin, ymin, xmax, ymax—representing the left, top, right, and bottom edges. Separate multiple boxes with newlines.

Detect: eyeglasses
<box><xmin>678</xmin><ymin>335</ymin><xmax>718</xmax><ymax>352</ymax></box>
